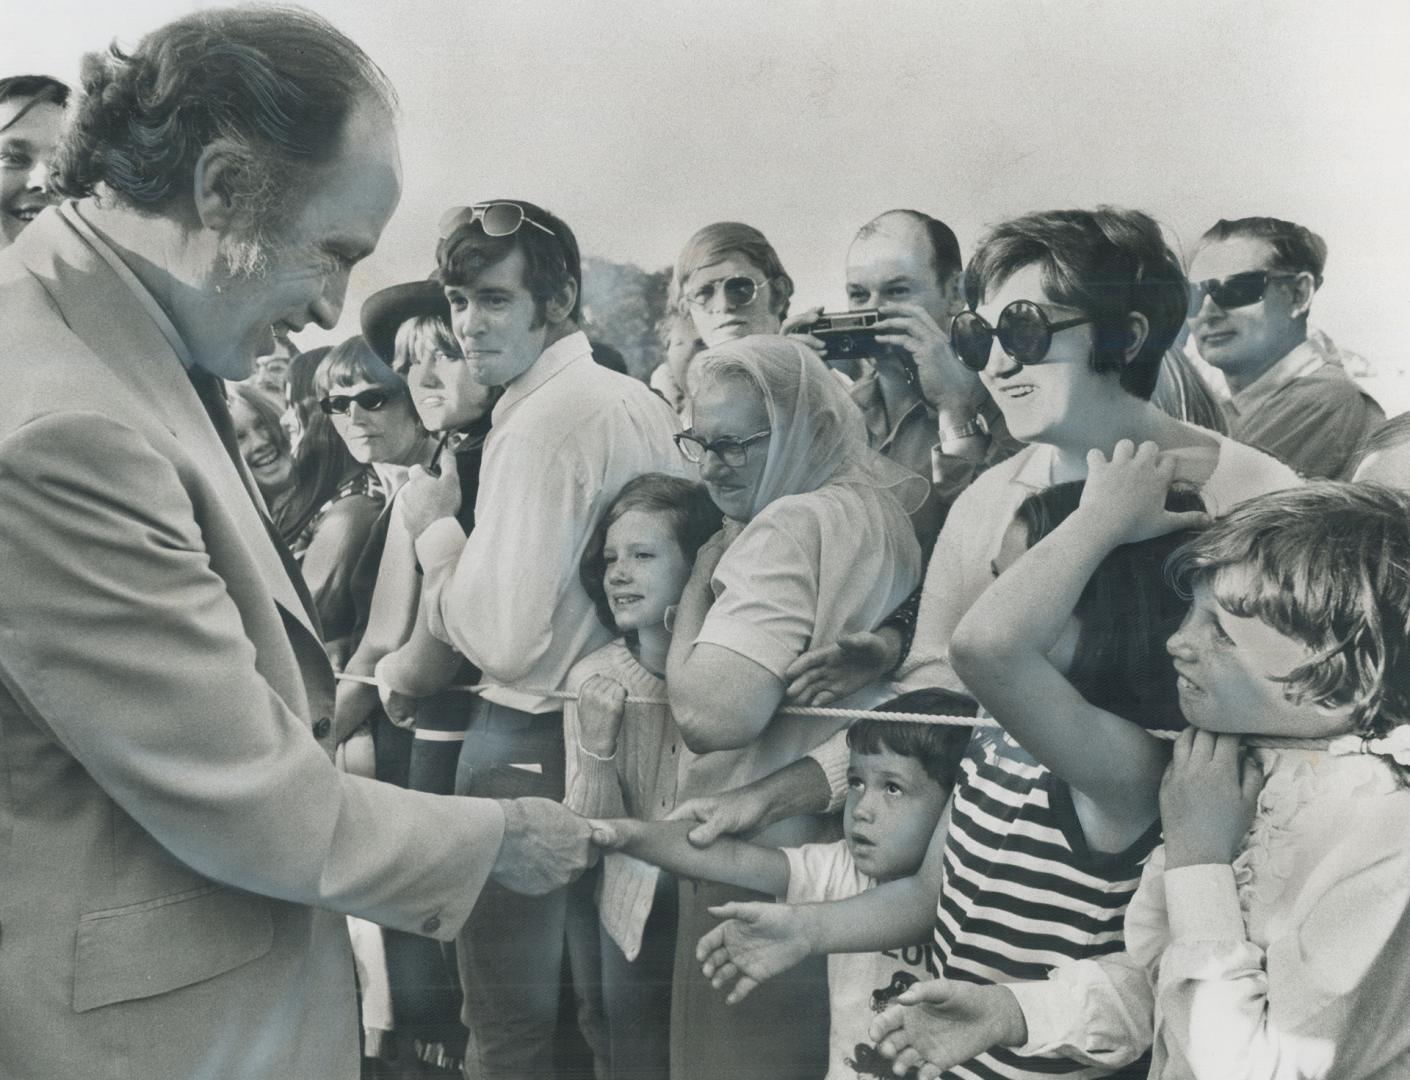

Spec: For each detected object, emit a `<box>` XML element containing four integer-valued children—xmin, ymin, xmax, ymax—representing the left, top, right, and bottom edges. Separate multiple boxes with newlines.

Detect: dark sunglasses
<box><xmin>950</xmin><ymin>301</ymin><xmax>1096</xmax><ymax>373</ymax></box>
<box><xmin>673</xmin><ymin>428</ymin><xmax>771</xmax><ymax>468</ymax></box>
<box><xmin>684</xmin><ymin>276</ymin><xmax>769</xmax><ymax>311</ymax></box>
<box><xmin>437</xmin><ymin>201</ymin><xmax>556</xmax><ymax>241</ymax></box>
<box><xmin>1188</xmin><ymin>270</ymin><xmax>1300</xmax><ymax>316</ymax></box>
<box><xmin>319</xmin><ymin>387</ymin><xmax>395</xmax><ymax>415</ymax></box>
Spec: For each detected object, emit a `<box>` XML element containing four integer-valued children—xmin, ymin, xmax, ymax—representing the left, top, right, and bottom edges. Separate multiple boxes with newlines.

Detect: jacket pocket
<box><xmin>73</xmin><ymin>883</ymin><xmax>274</xmax><ymax>1012</ymax></box>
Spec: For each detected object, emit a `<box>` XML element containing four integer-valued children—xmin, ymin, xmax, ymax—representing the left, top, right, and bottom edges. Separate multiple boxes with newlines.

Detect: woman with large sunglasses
<box><xmin>664</xmin><ymin>333</ymin><xmax>925</xmax><ymax>1080</ymax></box>
<box><xmin>672</xmin><ymin>221</ymin><xmax>793</xmax><ymax>350</ymax></box>
<box><xmin>278</xmin><ymin>335</ymin><xmax>432</xmax><ymax>665</ymax></box>
<box><xmin>696</xmin><ymin>209</ymin><xmax>1303</xmax><ymax>1079</ymax></box>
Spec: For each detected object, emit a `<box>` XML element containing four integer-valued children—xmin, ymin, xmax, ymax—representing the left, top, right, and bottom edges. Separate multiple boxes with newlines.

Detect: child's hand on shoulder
<box><xmin>1079</xmin><ymin>439</ymin><xmax>1210</xmax><ymax>546</ymax></box>
<box><xmin>1160</xmin><ymin>728</ymin><xmax>1264</xmax><ymax>869</ymax></box>
<box><xmin>576</xmin><ymin>674</ymin><xmax>629</xmax><ymax>758</ymax></box>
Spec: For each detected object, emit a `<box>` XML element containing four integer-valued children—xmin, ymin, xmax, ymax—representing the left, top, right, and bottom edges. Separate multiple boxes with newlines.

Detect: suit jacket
<box><xmin>0</xmin><ymin>205</ymin><xmax>505</xmax><ymax>1080</ymax></box>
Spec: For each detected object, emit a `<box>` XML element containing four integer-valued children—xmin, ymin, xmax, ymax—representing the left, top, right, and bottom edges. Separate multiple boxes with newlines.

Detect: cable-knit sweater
<box><xmin>564</xmin><ymin>639</ymin><xmax>682</xmax><ymax>961</ymax></box>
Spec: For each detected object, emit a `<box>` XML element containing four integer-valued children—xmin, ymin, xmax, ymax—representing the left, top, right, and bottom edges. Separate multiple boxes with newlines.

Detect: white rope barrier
<box><xmin>335</xmin><ymin>676</ymin><xmax>1316</xmax><ymax>749</ymax></box>
<box><xmin>337</xmin><ymin>670</ymin><xmax>1007</xmax><ymax>731</ymax></box>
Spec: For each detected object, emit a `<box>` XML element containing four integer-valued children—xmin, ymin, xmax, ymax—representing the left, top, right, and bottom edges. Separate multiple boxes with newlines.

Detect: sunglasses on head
<box><xmin>437</xmin><ymin>202</ymin><xmax>556</xmax><ymax>241</ymax></box>
<box><xmin>319</xmin><ymin>387</ymin><xmax>395</xmax><ymax>415</ymax></box>
<box><xmin>1187</xmin><ymin>270</ymin><xmax>1300</xmax><ymax>316</ymax></box>
<box><xmin>684</xmin><ymin>275</ymin><xmax>769</xmax><ymax>312</ymax></box>
<box><xmin>950</xmin><ymin>300</ymin><xmax>1096</xmax><ymax>372</ymax></box>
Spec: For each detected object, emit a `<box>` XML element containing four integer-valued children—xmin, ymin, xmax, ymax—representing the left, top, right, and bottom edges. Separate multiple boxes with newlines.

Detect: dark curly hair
<box><xmin>965</xmin><ymin>207</ymin><xmax>1189</xmax><ymax>400</ymax></box>
<box><xmin>52</xmin><ymin>5</ymin><xmax>394</xmax><ymax>228</ymax></box>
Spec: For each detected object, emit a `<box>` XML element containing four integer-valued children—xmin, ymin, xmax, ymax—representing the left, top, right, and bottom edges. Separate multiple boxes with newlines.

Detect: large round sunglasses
<box><xmin>684</xmin><ymin>275</ymin><xmax>770</xmax><ymax>312</ymax></box>
<box><xmin>319</xmin><ymin>387</ymin><xmax>396</xmax><ymax>415</ymax></box>
<box><xmin>950</xmin><ymin>301</ymin><xmax>1096</xmax><ymax>373</ymax></box>
<box><xmin>673</xmin><ymin>428</ymin><xmax>771</xmax><ymax>468</ymax></box>
<box><xmin>1187</xmin><ymin>270</ymin><xmax>1299</xmax><ymax>316</ymax></box>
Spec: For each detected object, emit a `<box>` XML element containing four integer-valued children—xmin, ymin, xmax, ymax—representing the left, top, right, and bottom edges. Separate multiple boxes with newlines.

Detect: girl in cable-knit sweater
<box><xmin>562</xmin><ymin>472</ymin><xmax>722</xmax><ymax>1080</ymax></box>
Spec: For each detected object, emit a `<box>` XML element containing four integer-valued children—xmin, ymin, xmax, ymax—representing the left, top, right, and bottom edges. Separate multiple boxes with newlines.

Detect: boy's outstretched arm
<box><xmin>693</xmin><ymin>807</ymin><xmax>948</xmax><ymax>1003</ymax></box>
<box><xmin>594</xmin><ymin>817</ymin><xmax>790</xmax><ymax>898</ymax></box>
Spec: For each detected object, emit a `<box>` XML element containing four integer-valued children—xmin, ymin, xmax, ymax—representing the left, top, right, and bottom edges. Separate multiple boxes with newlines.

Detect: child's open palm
<box><xmin>870</xmin><ymin>979</ymin><xmax>1027</xmax><ymax>1079</ymax></box>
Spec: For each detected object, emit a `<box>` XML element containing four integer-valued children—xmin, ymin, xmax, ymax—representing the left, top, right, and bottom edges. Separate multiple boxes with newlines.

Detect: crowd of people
<box><xmin>2</xmin><ymin>8</ymin><xmax>1409</xmax><ymax>1080</ymax></box>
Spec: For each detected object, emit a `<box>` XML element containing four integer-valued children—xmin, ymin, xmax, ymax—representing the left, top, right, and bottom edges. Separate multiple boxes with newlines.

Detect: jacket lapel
<box><xmin>14</xmin><ymin>211</ymin><xmax>320</xmax><ymax>644</ymax></box>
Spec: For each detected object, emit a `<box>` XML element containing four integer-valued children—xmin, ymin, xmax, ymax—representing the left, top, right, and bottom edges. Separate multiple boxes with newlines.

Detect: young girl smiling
<box><xmin>563</xmin><ymin>473</ymin><xmax>722</xmax><ymax>1080</ymax></box>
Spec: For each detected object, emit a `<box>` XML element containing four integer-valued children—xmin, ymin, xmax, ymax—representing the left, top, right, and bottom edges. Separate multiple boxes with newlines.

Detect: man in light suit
<box><xmin>0</xmin><ymin>10</ymin><xmax>597</xmax><ymax>1080</ymax></box>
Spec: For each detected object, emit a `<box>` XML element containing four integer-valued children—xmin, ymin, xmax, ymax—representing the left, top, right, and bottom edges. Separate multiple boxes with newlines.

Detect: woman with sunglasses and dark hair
<box><xmin>672</xmin><ymin>221</ymin><xmax>794</xmax><ymax>349</ymax></box>
<box><xmin>279</xmin><ymin>335</ymin><xmax>431</xmax><ymax>664</ymax></box>
<box><xmin>688</xmin><ymin>212</ymin><xmax>1306</xmax><ymax>1080</ymax></box>
<box><xmin>891</xmin><ymin>206</ymin><xmax>1300</xmax><ymax>692</ymax></box>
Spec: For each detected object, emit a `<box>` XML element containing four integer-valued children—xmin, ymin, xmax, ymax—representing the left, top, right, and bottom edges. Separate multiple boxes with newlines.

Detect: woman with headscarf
<box><xmin>664</xmin><ymin>333</ymin><xmax>924</xmax><ymax>1080</ymax></box>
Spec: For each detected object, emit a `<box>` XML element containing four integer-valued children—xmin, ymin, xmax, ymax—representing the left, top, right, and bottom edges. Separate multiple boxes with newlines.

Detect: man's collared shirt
<box><xmin>415</xmin><ymin>330</ymin><xmax>687</xmax><ymax>713</ymax></box>
<box><xmin>1223</xmin><ymin>335</ymin><xmax>1384</xmax><ymax>479</ymax></box>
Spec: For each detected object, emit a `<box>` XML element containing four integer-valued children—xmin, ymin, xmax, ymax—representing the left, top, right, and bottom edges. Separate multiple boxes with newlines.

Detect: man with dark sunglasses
<box><xmin>397</xmin><ymin>199</ymin><xmax>688</xmax><ymax>1080</ymax></box>
<box><xmin>1188</xmin><ymin>217</ymin><xmax>1383</xmax><ymax>478</ymax></box>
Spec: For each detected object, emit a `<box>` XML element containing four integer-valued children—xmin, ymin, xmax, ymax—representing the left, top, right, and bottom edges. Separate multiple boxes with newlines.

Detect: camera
<box><xmin>809</xmin><ymin>310</ymin><xmax>892</xmax><ymax>362</ymax></box>
<box><xmin>808</xmin><ymin>309</ymin><xmax>917</xmax><ymax>386</ymax></box>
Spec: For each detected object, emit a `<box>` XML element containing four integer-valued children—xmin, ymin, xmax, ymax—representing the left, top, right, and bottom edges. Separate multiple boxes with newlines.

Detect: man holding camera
<box><xmin>790</xmin><ymin>209</ymin><xmax>1015</xmax><ymax>552</ymax></box>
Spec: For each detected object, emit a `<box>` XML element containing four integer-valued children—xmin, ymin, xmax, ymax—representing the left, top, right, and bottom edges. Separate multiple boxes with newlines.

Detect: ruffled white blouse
<box><xmin>1008</xmin><ymin>744</ymin><xmax>1410</xmax><ymax>1079</ymax></box>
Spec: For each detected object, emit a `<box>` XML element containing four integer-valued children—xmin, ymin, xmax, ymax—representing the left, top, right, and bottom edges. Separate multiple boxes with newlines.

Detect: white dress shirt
<box><xmin>416</xmin><ymin>331</ymin><xmax>687</xmax><ymax>712</ymax></box>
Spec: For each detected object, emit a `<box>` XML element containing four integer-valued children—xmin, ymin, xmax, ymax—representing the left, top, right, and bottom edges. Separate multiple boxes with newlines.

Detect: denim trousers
<box><xmin>453</xmin><ymin>699</ymin><xmax>576</xmax><ymax>1080</ymax></box>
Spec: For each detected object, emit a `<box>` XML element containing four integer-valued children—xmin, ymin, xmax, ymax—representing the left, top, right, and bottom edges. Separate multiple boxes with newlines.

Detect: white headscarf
<box><xmin>691</xmin><ymin>335</ymin><xmax>928</xmax><ymax>520</ymax></box>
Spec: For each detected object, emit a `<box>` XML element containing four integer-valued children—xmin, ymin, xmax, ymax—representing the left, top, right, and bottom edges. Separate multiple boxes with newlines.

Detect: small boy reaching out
<box><xmin>594</xmin><ymin>692</ymin><xmax>973</xmax><ymax>1080</ymax></box>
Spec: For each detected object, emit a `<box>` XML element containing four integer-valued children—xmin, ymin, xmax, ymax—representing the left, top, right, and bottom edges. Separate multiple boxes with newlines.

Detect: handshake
<box><xmin>487</xmin><ymin>797</ymin><xmax>620</xmax><ymax>895</ymax></box>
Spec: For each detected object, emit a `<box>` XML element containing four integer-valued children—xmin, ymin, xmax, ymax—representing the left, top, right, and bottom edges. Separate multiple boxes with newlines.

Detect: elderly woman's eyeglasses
<box><xmin>673</xmin><ymin>428</ymin><xmax>771</xmax><ymax>468</ymax></box>
<box><xmin>1187</xmin><ymin>270</ymin><xmax>1299</xmax><ymax>316</ymax></box>
<box><xmin>950</xmin><ymin>301</ymin><xmax>1096</xmax><ymax>373</ymax></box>
<box><xmin>437</xmin><ymin>201</ymin><xmax>556</xmax><ymax>240</ymax></box>
<box><xmin>684</xmin><ymin>276</ymin><xmax>770</xmax><ymax>311</ymax></box>
<box><xmin>319</xmin><ymin>387</ymin><xmax>395</xmax><ymax>415</ymax></box>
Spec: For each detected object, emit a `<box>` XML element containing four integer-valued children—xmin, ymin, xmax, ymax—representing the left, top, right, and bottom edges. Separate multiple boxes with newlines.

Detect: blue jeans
<box><xmin>453</xmin><ymin>699</ymin><xmax>571</xmax><ymax>1080</ymax></box>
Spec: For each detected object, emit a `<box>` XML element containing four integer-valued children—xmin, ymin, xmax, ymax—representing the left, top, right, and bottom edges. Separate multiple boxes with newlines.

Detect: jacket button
<box><xmin>313</xmin><ymin>717</ymin><xmax>331</xmax><ymax>739</ymax></box>
<box><xmin>422</xmin><ymin>915</ymin><xmax>441</xmax><ymax>934</ymax></box>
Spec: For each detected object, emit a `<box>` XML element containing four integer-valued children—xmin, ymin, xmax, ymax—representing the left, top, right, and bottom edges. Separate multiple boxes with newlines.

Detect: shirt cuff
<box><xmin>1164</xmin><ymin>863</ymin><xmax>1244</xmax><ymax>943</ymax></box>
<box><xmin>414</xmin><ymin>517</ymin><xmax>467</xmax><ymax>581</ymax></box>
<box><xmin>566</xmin><ymin>746</ymin><xmax>624</xmax><ymax>817</ymax></box>
<box><xmin>806</xmin><ymin>730</ymin><xmax>852</xmax><ymax>813</ymax></box>
<box><xmin>1007</xmin><ymin>980</ymin><xmax>1080</xmax><ymax>1057</ymax></box>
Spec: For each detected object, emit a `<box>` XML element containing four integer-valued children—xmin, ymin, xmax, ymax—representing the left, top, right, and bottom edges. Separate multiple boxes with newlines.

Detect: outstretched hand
<box><xmin>696</xmin><ymin>901</ymin><xmax>813</xmax><ymax>1004</ymax></box>
<box><xmin>784</xmin><ymin>630</ymin><xmax>901</xmax><ymax>706</ymax></box>
<box><xmin>870</xmin><ymin>979</ymin><xmax>1027</xmax><ymax>1078</ymax></box>
<box><xmin>1079</xmin><ymin>439</ymin><xmax>1210</xmax><ymax>545</ymax></box>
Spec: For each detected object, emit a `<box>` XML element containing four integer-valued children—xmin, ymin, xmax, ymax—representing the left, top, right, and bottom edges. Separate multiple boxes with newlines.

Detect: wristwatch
<box><xmin>937</xmin><ymin>412</ymin><xmax>989</xmax><ymax>446</ymax></box>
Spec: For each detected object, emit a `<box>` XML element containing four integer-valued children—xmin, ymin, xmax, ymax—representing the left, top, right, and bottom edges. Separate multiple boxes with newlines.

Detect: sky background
<box><xmin>7</xmin><ymin>0</ymin><xmax>1409</xmax><ymax>410</ymax></box>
